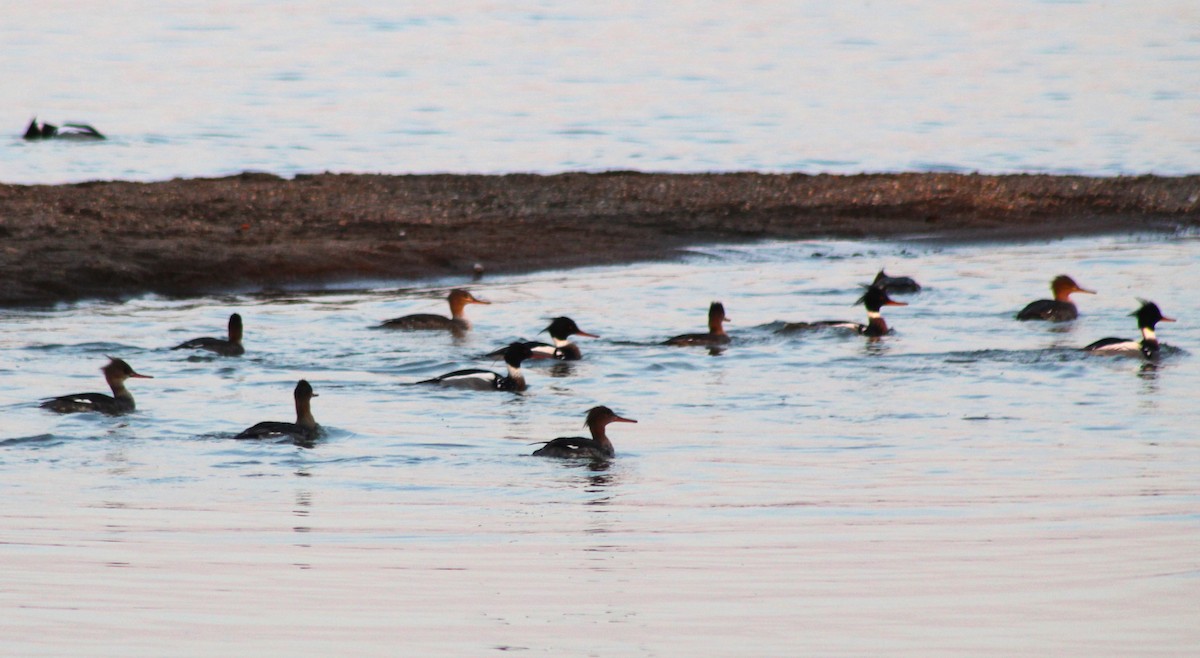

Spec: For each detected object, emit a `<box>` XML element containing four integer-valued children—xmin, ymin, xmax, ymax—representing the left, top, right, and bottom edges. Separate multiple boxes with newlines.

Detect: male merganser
<box><xmin>234</xmin><ymin>380</ymin><xmax>320</xmax><ymax>443</ymax></box>
<box><xmin>872</xmin><ymin>269</ymin><xmax>922</xmax><ymax>294</ymax></box>
<box><xmin>1017</xmin><ymin>275</ymin><xmax>1095</xmax><ymax>321</ymax></box>
<box><xmin>665</xmin><ymin>302</ymin><xmax>730</xmax><ymax>346</ymax></box>
<box><xmin>532</xmin><ymin>406</ymin><xmax>637</xmax><ymax>459</ymax></box>
<box><xmin>172</xmin><ymin>313</ymin><xmax>245</xmax><ymax>356</ymax></box>
<box><xmin>488</xmin><ymin>316</ymin><xmax>599</xmax><ymax>361</ymax></box>
<box><xmin>39</xmin><ymin>357</ymin><xmax>152</xmax><ymax>415</ymax></box>
<box><xmin>378</xmin><ymin>289</ymin><xmax>490</xmax><ymax>331</ymax></box>
<box><xmin>23</xmin><ymin>118</ymin><xmax>105</xmax><ymax>140</ymax></box>
<box><xmin>417</xmin><ymin>342</ymin><xmax>546</xmax><ymax>391</ymax></box>
<box><xmin>780</xmin><ymin>285</ymin><xmax>907</xmax><ymax>337</ymax></box>
<box><xmin>1083</xmin><ymin>300</ymin><xmax>1175</xmax><ymax>359</ymax></box>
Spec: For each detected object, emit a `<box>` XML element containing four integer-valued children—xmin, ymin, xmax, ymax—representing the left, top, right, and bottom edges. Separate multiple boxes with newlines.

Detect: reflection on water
<box><xmin>0</xmin><ymin>234</ymin><xmax>1199</xmax><ymax>654</ymax></box>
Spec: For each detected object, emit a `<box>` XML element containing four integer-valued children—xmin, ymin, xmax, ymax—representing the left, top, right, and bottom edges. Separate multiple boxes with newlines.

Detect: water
<box><xmin>4</xmin><ymin>1</ymin><xmax>1200</xmax><ymax>183</ymax></box>
<box><xmin>1</xmin><ymin>233</ymin><xmax>1198</xmax><ymax>655</ymax></box>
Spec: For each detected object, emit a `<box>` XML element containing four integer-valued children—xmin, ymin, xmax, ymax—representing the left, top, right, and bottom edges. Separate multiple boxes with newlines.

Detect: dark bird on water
<box><xmin>532</xmin><ymin>406</ymin><xmax>637</xmax><ymax>460</ymax></box>
<box><xmin>172</xmin><ymin>313</ymin><xmax>245</xmax><ymax>356</ymax></box>
<box><xmin>40</xmin><ymin>357</ymin><xmax>152</xmax><ymax>416</ymax></box>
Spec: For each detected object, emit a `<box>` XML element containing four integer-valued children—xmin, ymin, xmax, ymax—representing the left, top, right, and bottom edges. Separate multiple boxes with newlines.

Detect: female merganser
<box><xmin>665</xmin><ymin>302</ymin><xmax>730</xmax><ymax>346</ymax></box>
<box><xmin>172</xmin><ymin>313</ymin><xmax>245</xmax><ymax>356</ymax></box>
<box><xmin>780</xmin><ymin>285</ymin><xmax>907</xmax><ymax>337</ymax></box>
<box><xmin>532</xmin><ymin>406</ymin><xmax>637</xmax><ymax>459</ymax></box>
<box><xmin>39</xmin><ymin>357</ymin><xmax>152</xmax><ymax>415</ymax></box>
<box><xmin>872</xmin><ymin>269</ymin><xmax>922</xmax><ymax>294</ymax></box>
<box><xmin>1017</xmin><ymin>275</ymin><xmax>1095</xmax><ymax>321</ymax></box>
<box><xmin>489</xmin><ymin>316</ymin><xmax>599</xmax><ymax>361</ymax></box>
<box><xmin>234</xmin><ymin>380</ymin><xmax>320</xmax><ymax>443</ymax></box>
<box><xmin>378</xmin><ymin>289</ymin><xmax>490</xmax><ymax>331</ymax></box>
<box><xmin>23</xmin><ymin>118</ymin><xmax>105</xmax><ymax>140</ymax></box>
<box><xmin>417</xmin><ymin>342</ymin><xmax>545</xmax><ymax>391</ymax></box>
<box><xmin>1084</xmin><ymin>300</ymin><xmax>1175</xmax><ymax>359</ymax></box>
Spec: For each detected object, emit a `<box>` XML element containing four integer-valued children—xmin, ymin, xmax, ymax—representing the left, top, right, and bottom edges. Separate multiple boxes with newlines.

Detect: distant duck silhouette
<box><xmin>487</xmin><ymin>316</ymin><xmax>599</xmax><ymax>361</ymax></box>
<box><xmin>23</xmin><ymin>117</ymin><xmax>105</xmax><ymax>141</ymax></box>
<box><xmin>779</xmin><ymin>285</ymin><xmax>907</xmax><ymax>338</ymax></box>
<box><xmin>1016</xmin><ymin>275</ymin><xmax>1094</xmax><ymax>322</ymax></box>
<box><xmin>532</xmin><ymin>406</ymin><xmax>637</xmax><ymax>460</ymax></box>
<box><xmin>417</xmin><ymin>342</ymin><xmax>547</xmax><ymax>392</ymax></box>
<box><xmin>665</xmin><ymin>302</ymin><xmax>730</xmax><ymax>346</ymax></box>
<box><xmin>172</xmin><ymin>313</ymin><xmax>245</xmax><ymax>356</ymax></box>
<box><xmin>234</xmin><ymin>380</ymin><xmax>321</xmax><ymax>445</ymax></box>
<box><xmin>1083</xmin><ymin>300</ymin><xmax>1174</xmax><ymax>359</ymax></box>
<box><xmin>378</xmin><ymin>289</ymin><xmax>490</xmax><ymax>332</ymax></box>
<box><xmin>39</xmin><ymin>357</ymin><xmax>152</xmax><ymax>415</ymax></box>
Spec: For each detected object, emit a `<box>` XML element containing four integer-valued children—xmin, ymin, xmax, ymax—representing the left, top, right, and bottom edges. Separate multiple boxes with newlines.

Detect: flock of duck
<box><xmin>36</xmin><ymin>270</ymin><xmax>1176</xmax><ymax>459</ymax></box>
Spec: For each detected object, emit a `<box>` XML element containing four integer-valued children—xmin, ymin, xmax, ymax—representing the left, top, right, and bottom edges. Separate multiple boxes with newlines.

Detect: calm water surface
<box><xmin>1</xmin><ymin>234</ymin><xmax>1198</xmax><ymax>655</ymax></box>
<box><xmin>3</xmin><ymin>0</ymin><xmax>1199</xmax><ymax>182</ymax></box>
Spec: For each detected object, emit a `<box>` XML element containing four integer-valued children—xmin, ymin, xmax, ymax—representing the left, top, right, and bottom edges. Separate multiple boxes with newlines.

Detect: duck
<box><xmin>872</xmin><ymin>269</ymin><xmax>921</xmax><ymax>294</ymax></box>
<box><xmin>234</xmin><ymin>380</ymin><xmax>320</xmax><ymax>444</ymax></box>
<box><xmin>780</xmin><ymin>285</ymin><xmax>907</xmax><ymax>337</ymax></box>
<box><xmin>23</xmin><ymin>118</ymin><xmax>105</xmax><ymax>141</ymax></box>
<box><xmin>171</xmin><ymin>313</ymin><xmax>245</xmax><ymax>356</ymax></box>
<box><xmin>378</xmin><ymin>289</ymin><xmax>490</xmax><ymax>331</ymax></box>
<box><xmin>1017</xmin><ymin>275</ymin><xmax>1095</xmax><ymax>321</ymax></box>
<box><xmin>40</xmin><ymin>357</ymin><xmax>153</xmax><ymax>415</ymax></box>
<box><xmin>532</xmin><ymin>406</ymin><xmax>637</xmax><ymax>460</ymax></box>
<box><xmin>1083</xmin><ymin>300</ymin><xmax>1175</xmax><ymax>359</ymax></box>
<box><xmin>417</xmin><ymin>342</ymin><xmax>545</xmax><ymax>391</ymax></box>
<box><xmin>665</xmin><ymin>302</ymin><xmax>730</xmax><ymax>346</ymax></box>
<box><xmin>488</xmin><ymin>316</ymin><xmax>599</xmax><ymax>361</ymax></box>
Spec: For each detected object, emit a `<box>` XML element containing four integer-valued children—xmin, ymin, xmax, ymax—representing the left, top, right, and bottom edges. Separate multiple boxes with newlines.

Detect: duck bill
<box><xmin>1160</xmin><ymin>316</ymin><xmax>1176</xmax><ymax>323</ymax></box>
<box><xmin>575</xmin><ymin>330</ymin><xmax>600</xmax><ymax>338</ymax></box>
<box><xmin>130</xmin><ymin>372</ymin><xmax>154</xmax><ymax>379</ymax></box>
<box><xmin>1075</xmin><ymin>287</ymin><xmax>1096</xmax><ymax>295</ymax></box>
<box><xmin>884</xmin><ymin>300</ymin><xmax>908</xmax><ymax>307</ymax></box>
<box><xmin>611</xmin><ymin>415</ymin><xmax>638</xmax><ymax>424</ymax></box>
<box><xmin>469</xmin><ymin>297</ymin><xmax>491</xmax><ymax>305</ymax></box>
<box><xmin>528</xmin><ymin>350</ymin><xmax>557</xmax><ymax>360</ymax></box>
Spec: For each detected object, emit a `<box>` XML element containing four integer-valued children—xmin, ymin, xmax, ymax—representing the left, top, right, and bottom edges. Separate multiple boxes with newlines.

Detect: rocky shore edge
<box><xmin>1</xmin><ymin>171</ymin><xmax>1197</xmax><ymax>306</ymax></box>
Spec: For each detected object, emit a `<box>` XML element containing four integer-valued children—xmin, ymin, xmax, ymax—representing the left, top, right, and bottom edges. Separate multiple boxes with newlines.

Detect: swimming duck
<box><xmin>171</xmin><ymin>313</ymin><xmax>245</xmax><ymax>356</ymax></box>
<box><xmin>872</xmin><ymin>269</ymin><xmax>922</xmax><ymax>294</ymax></box>
<box><xmin>23</xmin><ymin>118</ymin><xmax>105</xmax><ymax>141</ymax></box>
<box><xmin>780</xmin><ymin>285</ymin><xmax>907</xmax><ymax>337</ymax></box>
<box><xmin>665</xmin><ymin>302</ymin><xmax>730</xmax><ymax>346</ymax></box>
<box><xmin>40</xmin><ymin>357</ymin><xmax>152</xmax><ymax>415</ymax></box>
<box><xmin>1017</xmin><ymin>275</ymin><xmax>1094</xmax><ymax>321</ymax></box>
<box><xmin>234</xmin><ymin>380</ymin><xmax>320</xmax><ymax>443</ymax></box>
<box><xmin>1084</xmin><ymin>300</ymin><xmax>1174</xmax><ymax>359</ymax></box>
<box><xmin>417</xmin><ymin>342</ymin><xmax>546</xmax><ymax>391</ymax></box>
<box><xmin>378</xmin><ymin>289</ymin><xmax>490</xmax><ymax>331</ymax></box>
<box><xmin>532</xmin><ymin>406</ymin><xmax>637</xmax><ymax>460</ymax></box>
<box><xmin>488</xmin><ymin>316</ymin><xmax>599</xmax><ymax>361</ymax></box>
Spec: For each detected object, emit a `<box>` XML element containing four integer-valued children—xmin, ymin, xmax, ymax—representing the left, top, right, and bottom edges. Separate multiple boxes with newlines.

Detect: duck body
<box><xmin>872</xmin><ymin>269</ymin><xmax>921</xmax><ymax>294</ymax></box>
<box><xmin>1017</xmin><ymin>275</ymin><xmax>1094</xmax><ymax>321</ymax></box>
<box><xmin>40</xmin><ymin>358</ymin><xmax>152</xmax><ymax>416</ymax></box>
<box><xmin>1084</xmin><ymin>301</ymin><xmax>1174</xmax><ymax>359</ymax></box>
<box><xmin>172</xmin><ymin>313</ymin><xmax>245</xmax><ymax>356</ymax></box>
<box><xmin>419</xmin><ymin>343</ymin><xmax>540</xmax><ymax>391</ymax></box>
<box><xmin>23</xmin><ymin>118</ymin><xmax>105</xmax><ymax>141</ymax></box>
<box><xmin>235</xmin><ymin>380</ymin><xmax>320</xmax><ymax>443</ymax></box>
<box><xmin>666</xmin><ymin>302</ymin><xmax>730</xmax><ymax>346</ymax></box>
<box><xmin>1016</xmin><ymin>299</ymin><xmax>1080</xmax><ymax>322</ymax></box>
<box><xmin>532</xmin><ymin>406</ymin><xmax>637</xmax><ymax>460</ymax></box>
<box><xmin>780</xmin><ymin>285</ymin><xmax>906</xmax><ymax>337</ymax></box>
<box><xmin>379</xmin><ymin>289</ymin><xmax>489</xmax><ymax>331</ymax></box>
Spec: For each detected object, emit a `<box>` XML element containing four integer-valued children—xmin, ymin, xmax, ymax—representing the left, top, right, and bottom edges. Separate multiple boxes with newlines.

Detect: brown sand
<box><xmin>0</xmin><ymin>171</ymin><xmax>1197</xmax><ymax>306</ymax></box>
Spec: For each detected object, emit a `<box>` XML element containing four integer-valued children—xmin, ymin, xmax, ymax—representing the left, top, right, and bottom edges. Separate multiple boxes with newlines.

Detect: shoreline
<box><xmin>1</xmin><ymin>171</ymin><xmax>1197</xmax><ymax>307</ymax></box>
